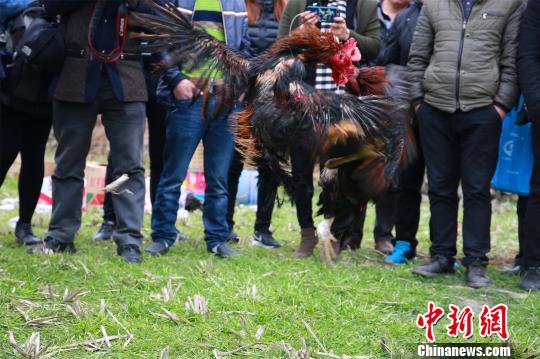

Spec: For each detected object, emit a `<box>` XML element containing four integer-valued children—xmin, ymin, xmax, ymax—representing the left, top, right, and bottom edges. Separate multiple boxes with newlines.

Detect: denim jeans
<box><xmin>151</xmin><ymin>96</ymin><xmax>235</xmax><ymax>250</ymax></box>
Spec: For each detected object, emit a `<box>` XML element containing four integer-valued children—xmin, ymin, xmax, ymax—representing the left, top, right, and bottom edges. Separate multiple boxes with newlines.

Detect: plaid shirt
<box><xmin>315</xmin><ymin>0</ymin><xmax>346</xmax><ymax>93</ymax></box>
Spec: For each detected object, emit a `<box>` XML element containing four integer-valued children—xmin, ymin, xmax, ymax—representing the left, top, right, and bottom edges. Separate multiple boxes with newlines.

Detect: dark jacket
<box><xmin>381</xmin><ymin>0</ymin><xmax>421</xmax><ymax>66</ymax></box>
<box><xmin>246</xmin><ymin>0</ymin><xmax>279</xmax><ymax>56</ymax></box>
<box><xmin>157</xmin><ymin>0</ymin><xmax>251</xmax><ymax>105</ymax></box>
<box><xmin>278</xmin><ymin>0</ymin><xmax>380</xmax><ymax>61</ymax></box>
<box><xmin>408</xmin><ymin>0</ymin><xmax>524</xmax><ymax>114</ymax></box>
<box><xmin>45</xmin><ymin>0</ymin><xmax>148</xmax><ymax>103</ymax></box>
<box><xmin>518</xmin><ymin>0</ymin><xmax>540</xmax><ymax>121</ymax></box>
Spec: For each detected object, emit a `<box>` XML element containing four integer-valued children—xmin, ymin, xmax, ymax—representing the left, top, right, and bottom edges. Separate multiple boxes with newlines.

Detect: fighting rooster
<box><xmin>128</xmin><ymin>0</ymin><xmax>414</xmax><ymax>261</ymax></box>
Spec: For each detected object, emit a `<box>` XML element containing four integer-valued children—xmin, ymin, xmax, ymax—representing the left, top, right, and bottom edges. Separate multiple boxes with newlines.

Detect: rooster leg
<box><xmin>317</xmin><ymin>217</ymin><xmax>339</xmax><ymax>262</ymax></box>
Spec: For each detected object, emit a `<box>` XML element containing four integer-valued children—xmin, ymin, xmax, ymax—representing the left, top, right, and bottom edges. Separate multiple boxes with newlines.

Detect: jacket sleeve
<box><xmin>278</xmin><ymin>0</ymin><xmax>302</xmax><ymax>37</ymax></box>
<box><xmin>381</xmin><ymin>16</ymin><xmax>401</xmax><ymax>65</ymax></box>
<box><xmin>406</xmin><ymin>3</ymin><xmax>433</xmax><ymax>104</ymax></box>
<box><xmin>350</xmin><ymin>0</ymin><xmax>380</xmax><ymax>61</ymax></box>
<box><xmin>519</xmin><ymin>0</ymin><xmax>540</xmax><ymax>120</ymax></box>
<box><xmin>494</xmin><ymin>1</ymin><xmax>524</xmax><ymax>112</ymax></box>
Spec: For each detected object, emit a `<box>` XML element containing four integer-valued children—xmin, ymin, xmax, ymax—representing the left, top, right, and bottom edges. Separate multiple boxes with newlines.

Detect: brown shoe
<box><xmin>294</xmin><ymin>228</ymin><xmax>318</xmax><ymax>258</ymax></box>
<box><xmin>374</xmin><ymin>239</ymin><xmax>394</xmax><ymax>255</ymax></box>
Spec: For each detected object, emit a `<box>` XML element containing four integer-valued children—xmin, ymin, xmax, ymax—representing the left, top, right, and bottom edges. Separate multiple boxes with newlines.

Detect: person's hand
<box><xmin>299</xmin><ymin>11</ymin><xmax>319</xmax><ymax>27</ymax></box>
<box><xmin>331</xmin><ymin>17</ymin><xmax>350</xmax><ymax>41</ymax></box>
<box><xmin>494</xmin><ymin>105</ymin><xmax>506</xmax><ymax>120</ymax></box>
<box><xmin>173</xmin><ymin>79</ymin><xmax>197</xmax><ymax>100</ymax></box>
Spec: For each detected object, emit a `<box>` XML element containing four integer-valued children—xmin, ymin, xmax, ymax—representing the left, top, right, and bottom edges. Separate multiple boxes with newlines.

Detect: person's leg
<box><xmin>18</xmin><ymin>112</ymin><xmax>52</xmax><ymax>222</ymax></box>
<box><xmin>413</xmin><ymin>103</ymin><xmax>459</xmax><ymax>275</ymax></box>
<box><xmin>147</xmin><ymin>98</ymin><xmax>167</xmax><ymax>205</ymax></box>
<box><xmin>226</xmin><ymin>149</ymin><xmax>244</xmax><ymax>233</ymax></box>
<box><xmin>46</xmin><ymin>100</ymin><xmax>97</xmax><ymax>247</ymax></box>
<box><xmin>100</xmin><ymin>96</ymin><xmax>146</xmax><ymax>256</ymax></box>
<box><xmin>516</xmin><ymin>195</ymin><xmax>528</xmax><ymax>268</ymax></box>
<box><xmin>101</xmin><ymin>158</ymin><xmax>116</xmax><ymax>223</ymax></box>
<box><xmin>0</xmin><ymin>106</ymin><xmax>22</xmax><ymax>188</ymax></box>
<box><xmin>373</xmin><ymin>191</ymin><xmax>396</xmax><ymax>254</ymax></box>
<box><xmin>202</xmin><ymin>103</ymin><xmax>236</xmax><ymax>252</ymax></box>
<box><xmin>387</xmin><ymin>121</ymin><xmax>425</xmax><ymax>263</ymax></box>
<box><xmin>521</xmin><ymin>119</ymin><xmax>540</xmax><ymax>289</ymax></box>
<box><xmin>254</xmin><ymin>164</ymin><xmax>278</xmax><ymax>234</ymax></box>
<box><xmin>458</xmin><ymin>106</ymin><xmax>501</xmax><ymax>268</ymax></box>
<box><xmin>290</xmin><ymin>143</ymin><xmax>315</xmax><ymax>230</ymax></box>
<box><xmin>150</xmin><ymin>98</ymin><xmax>205</xmax><ymax>249</ymax></box>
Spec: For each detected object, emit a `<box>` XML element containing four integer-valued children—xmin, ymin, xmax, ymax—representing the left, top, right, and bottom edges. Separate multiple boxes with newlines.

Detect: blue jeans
<box><xmin>151</xmin><ymin>96</ymin><xmax>235</xmax><ymax>250</ymax></box>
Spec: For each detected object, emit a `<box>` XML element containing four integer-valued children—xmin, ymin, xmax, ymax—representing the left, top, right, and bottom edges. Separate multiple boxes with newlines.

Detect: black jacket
<box><xmin>246</xmin><ymin>0</ymin><xmax>279</xmax><ymax>56</ymax></box>
<box><xmin>518</xmin><ymin>0</ymin><xmax>540</xmax><ymax>121</ymax></box>
<box><xmin>381</xmin><ymin>0</ymin><xmax>421</xmax><ymax>66</ymax></box>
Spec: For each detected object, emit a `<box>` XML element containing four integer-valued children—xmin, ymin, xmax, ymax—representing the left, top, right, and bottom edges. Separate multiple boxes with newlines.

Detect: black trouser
<box><xmin>515</xmin><ymin>195</ymin><xmax>527</xmax><ymax>266</ymax></box>
<box><xmin>226</xmin><ymin>150</ymin><xmax>279</xmax><ymax>233</ymax></box>
<box><xmin>418</xmin><ymin>103</ymin><xmax>501</xmax><ymax>266</ymax></box>
<box><xmin>521</xmin><ymin>119</ymin><xmax>540</xmax><ymax>268</ymax></box>
<box><xmin>0</xmin><ymin>105</ymin><xmax>52</xmax><ymax>223</ymax></box>
<box><xmin>48</xmin><ymin>76</ymin><xmax>146</xmax><ymax>246</ymax></box>
<box><xmin>350</xmin><ymin>191</ymin><xmax>397</xmax><ymax>248</ymax></box>
<box><xmin>102</xmin><ymin>97</ymin><xmax>167</xmax><ymax>223</ymax></box>
<box><xmin>290</xmin><ymin>142</ymin><xmax>316</xmax><ymax>229</ymax></box>
<box><xmin>394</xmin><ymin>120</ymin><xmax>425</xmax><ymax>250</ymax></box>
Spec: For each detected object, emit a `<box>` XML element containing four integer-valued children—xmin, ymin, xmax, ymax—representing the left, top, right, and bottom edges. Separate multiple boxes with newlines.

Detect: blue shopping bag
<box><xmin>491</xmin><ymin>98</ymin><xmax>533</xmax><ymax>195</ymax></box>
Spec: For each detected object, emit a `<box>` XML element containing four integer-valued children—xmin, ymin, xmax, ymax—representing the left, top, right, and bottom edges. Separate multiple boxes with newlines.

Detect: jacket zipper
<box><xmin>455</xmin><ymin>1</ymin><xmax>467</xmax><ymax>111</ymax></box>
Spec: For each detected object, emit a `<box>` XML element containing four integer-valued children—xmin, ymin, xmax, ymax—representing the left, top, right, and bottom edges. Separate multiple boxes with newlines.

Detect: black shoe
<box><xmin>413</xmin><ymin>255</ymin><xmax>456</xmax><ymax>277</ymax></box>
<box><xmin>117</xmin><ymin>244</ymin><xmax>143</xmax><ymax>263</ymax></box>
<box><xmin>466</xmin><ymin>264</ymin><xmax>492</xmax><ymax>288</ymax></box>
<box><xmin>15</xmin><ymin>222</ymin><xmax>42</xmax><ymax>245</ymax></box>
<box><xmin>92</xmin><ymin>220</ymin><xmax>115</xmax><ymax>241</ymax></box>
<box><xmin>27</xmin><ymin>237</ymin><xmax>76</xmax><ymax>254</ymax></box>
<box><xmin>227</xmin><ymin>230</ymin><xmax>240</xmax><ymax>243</ymax></box>
<box><xmin>210</xmin><ymin>243</ymin><xmax>240</xmax><ymax>258</ymax></box>
<box><xmin>252</xmin><ymin>231</ymin><xmax>282</xmax><ymax>248</ymax></box>
<box><xmin>145</xmin><ymin>240</ymin><xmax>170</xmax><ymax>256</ymax></box>
<box><xmin>520</xmin><ymin>267</ymin><xmax>540</xmax><ymax>291</ymax></box>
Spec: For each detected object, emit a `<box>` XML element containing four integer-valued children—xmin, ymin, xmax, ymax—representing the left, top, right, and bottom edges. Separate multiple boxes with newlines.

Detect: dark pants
<box><xmin>226</xmin><ymin>150</ymin><xmax>279</xmax><ymax>234</ymax></box>
<box><xmin>418</xmin><ymin>103</ymin><xmax>501</xmax><ymax>266</ymax></box>
<box><xmin>394</xmin><ymin>120</ymin><xmax>425</xmax><ymax>249</ymax></box>
<box><xmin>0</xmin><ymin>106</ymin><xmax>52</xmax><ymax>223</ymax></box>
<box><xmin>102</xmin><ymin>97</ymin><xmax>167</xmax><ymax>222</ymax></box>
<box><xmin>521</xmin><ymin>119</ymin><xmax>540</xmax><ymax>268</ymax></box>
<box><xmin>290</xmin><ymin>142</ymin><xmax>316</xmax><ymax>230</ymax></box>
<box><xmin>515</xmin><ymin>195</ymin><xmax>527</xmax><ymax>266</ymax></box>
<box><xmin>151</xmin><ymin>96</ymin><xmax>235</xmax><ymax>250</ymax></box>
<box><xmin>48</xmin><ymin>77</ymin><xmax>146</xmax><ymax>246</ymax></box>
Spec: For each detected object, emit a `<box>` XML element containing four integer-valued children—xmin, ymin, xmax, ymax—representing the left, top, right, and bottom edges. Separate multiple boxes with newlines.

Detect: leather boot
<box><xmin>294</xmin><ymin>228</ymin><xmax>318</xmax><ymax>258</ymax></box>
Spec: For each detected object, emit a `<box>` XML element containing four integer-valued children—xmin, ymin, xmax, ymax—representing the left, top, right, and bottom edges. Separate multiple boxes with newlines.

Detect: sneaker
<box><xmin>375</xmin><ymin>239</ymin><xmax>394</xmax><ymax>255</ymax></box>
<box><xmin>145</xmin><ymin>240</ymin><xmax>170</xmax><ymax>256</ymax></box>
<box><xmin>211</xmin><ymin>243</ymin><xmax>240</xmax><ymax>258</ymax></box>
<box><xmin>15</xmin><ymin>222</ymin><xmax>42</xmax><ymax>245</ymax></box>
<box><xmin>27</xmin><ymin>237</ymin><xmax>76</xmax><ymax>254</ymax></box>
<box><xmin>252</xmin><ymin>231</ymin><xmax>282</xmax><ymax>248</ymax></box>
<box><xmin>499</xmin><ymin>264</ymin><xmax>521</xmax><ymax>275</ymax></box>
<box><xmin>117</xmin><ymin>244</ymin><xmax>143</xmax><ymax>263</ymax></box>
<box><xmin>466</xmin><ymin>263</ymin><xmax>491</xmax><ymax>288</ymax></box>
<box><xmin>413</xmin><ymin>255</ymin><xmax>456</xmax><ymax>277</ymax></box>
<box><xmin>228</xmin><ymin>230</ymin><xmax>240</xmax><ymax>243</ymax></box>
<box><xmin>385</xmin><ymin>240</ymin><xmax>414</xmax><ymax>265</ymax></box>
<box><xmin>92</xmin><ymin>220</ymin><xmax>115</xmax><ymax>241</ymax></box>
<box><xmin>520</xmin><ymin>267</ymin><xmax>540</xmax><ymax>291</ymax></box>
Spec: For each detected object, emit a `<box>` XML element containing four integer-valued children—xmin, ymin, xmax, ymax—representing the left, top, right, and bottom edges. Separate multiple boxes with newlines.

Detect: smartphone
<box><xmin>307</xmin><ymin>5</ymin><xmax>338</xmax><ymax>23</ymax></box>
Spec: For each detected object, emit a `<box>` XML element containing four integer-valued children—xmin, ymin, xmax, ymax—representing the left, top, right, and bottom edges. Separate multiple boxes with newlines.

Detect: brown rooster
<box><xmin>129</xmin><ymin>0</ymin><xmax>414</xmax><ymax>261</ymax></box>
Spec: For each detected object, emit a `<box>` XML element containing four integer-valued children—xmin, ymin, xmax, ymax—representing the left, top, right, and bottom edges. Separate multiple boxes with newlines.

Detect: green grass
<box><xmin>0</xmin><ymin>175</ymin><xmax>538</xmax><ymax>358</ymax></box>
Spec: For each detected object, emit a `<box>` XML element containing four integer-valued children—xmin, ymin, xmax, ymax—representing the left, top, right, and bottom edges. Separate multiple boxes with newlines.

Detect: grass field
<box><xmin>0</xmin><ymin>175</ymin><xmax>539</xmax><ymax>358</ymax></box>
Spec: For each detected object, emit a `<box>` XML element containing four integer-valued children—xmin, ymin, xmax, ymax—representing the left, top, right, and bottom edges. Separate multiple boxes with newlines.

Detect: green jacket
<box><xmin>278</xmin><ymin>0</ymin><xmax>380</xmax><ymax>61</ymax></box>
<box><xmin>408</xmin><ymin>0</ymin><xmax>524</xmax><ymax>114</ymax></box>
